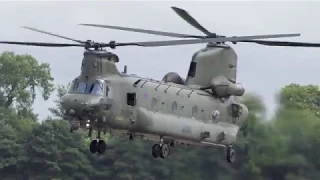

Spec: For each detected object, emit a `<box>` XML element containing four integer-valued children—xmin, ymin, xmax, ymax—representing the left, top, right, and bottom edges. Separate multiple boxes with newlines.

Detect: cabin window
<box><xmin>172</xmin><ymin>101</ymin><xmax>178</xmax><ymax>113</ymax></box>
<box><xmin>151</xmin><ymin>97</ymin><xmax>159</xmax><ymax>111</ymax></box>
<box><xmin>187</xmin><ymin>62</ymin><xmax>197</xmax><ymax>77</ymax></box>
<box><xmin>127</xmin><ymin>92</ymin><xmax>136</xmax><ymax>106</ymax></box>
<box><xmin>192</xmin><ymin>106</ymin><xmax>198</xmax><ymax>117</ymax></box>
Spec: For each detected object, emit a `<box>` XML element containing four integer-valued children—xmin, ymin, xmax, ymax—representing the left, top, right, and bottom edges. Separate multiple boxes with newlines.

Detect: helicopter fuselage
<box><xmin>0</xmin><ymin>5</ymin><xmax>313</xmax><ymax>162</ymax></box>
<box><xmin>61</xmin><ymin>73</ymin><xmax>248</xmax><ymax>148</ymax></box>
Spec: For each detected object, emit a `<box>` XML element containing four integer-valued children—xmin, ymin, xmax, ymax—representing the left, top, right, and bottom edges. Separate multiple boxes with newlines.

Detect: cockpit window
<box><xmin>90</xmin><ymin>82</ymin><xmax>103</xmax><ymax>95</ymax></box>
<box><xmin>68</xmin><ymin>80</ymin><xmax>103</xmax><ymax>96</ymax></box>
<box><xmin>77</xmin><ymin>82</ymin><xmax>87</xmax><ymax>93</ymax></box>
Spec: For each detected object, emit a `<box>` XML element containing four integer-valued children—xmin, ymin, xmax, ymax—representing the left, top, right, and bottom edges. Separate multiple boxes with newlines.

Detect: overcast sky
<box><xmin>0</xmin><ymin>1</ymin><xmax>319</xmax><ymax>120</ymax></box>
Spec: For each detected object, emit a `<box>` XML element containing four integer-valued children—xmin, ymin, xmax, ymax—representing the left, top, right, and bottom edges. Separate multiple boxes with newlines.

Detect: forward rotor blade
<box><xmin>0</xmin><ymin>41</ymin><xmax>84</xmax><ymax>47</ymax></box>
<box><xmin>171</xmin><ymin>6</ymin><xmax>213</xmax><ymax>36</ymax></box>
<box><xmin>79</xmin><ymin>23</ymin><xmax>203</xmax><ymax>38</ymax></box>
<box><xmin>22</xmin><ymin>26</ymin><xmax>85</xmax><ymax>44</ymax></box>
<box><xmin>122</xmin><ymin>33</ymin><xmax>300</xmax><ymax>47</ymax></box>
<box><xmin>240</xmin><ymin>40</ymin><xmax>320</xmax><ymax>47</ymax></box>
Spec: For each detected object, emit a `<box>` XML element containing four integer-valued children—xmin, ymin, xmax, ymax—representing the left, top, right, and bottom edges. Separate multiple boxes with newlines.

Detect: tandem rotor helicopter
<box><xmin>2</xmin><ymin>6</ymin><xmax>320</xmax><ymax>163</ymax></box>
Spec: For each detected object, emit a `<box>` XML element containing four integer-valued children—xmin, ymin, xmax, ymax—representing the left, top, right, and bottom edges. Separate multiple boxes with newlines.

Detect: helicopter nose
<box><xmin>60</xmin><ymin>94</ymin><xmax>103</xmax><ymax>115</ymax></box>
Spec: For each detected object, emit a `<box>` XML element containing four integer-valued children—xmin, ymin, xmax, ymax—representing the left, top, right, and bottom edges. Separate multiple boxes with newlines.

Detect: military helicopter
<box><xmin>1</xmin><ymin>6</ymin><xmax>320</xmax><ymax>163</ymax></box>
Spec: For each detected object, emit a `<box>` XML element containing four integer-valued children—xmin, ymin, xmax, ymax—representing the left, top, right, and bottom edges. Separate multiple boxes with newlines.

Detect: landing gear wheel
<box><xmin>129</xmin><ymin>133</ymin><xmax>134</xmax><ymax>140</ymax></box>
<box><xmin>97</xmin><ymin>140</ymin><xmax>107</xmax><ymax>154</ymax></box>
<box><xmin>169</xmin><ymin>141</ymin><xmax>175</xmax><ymax>148</ymax></box>
<box><xmin>152</xmin><ymin>144</ymin><xmax>161</xmax><ymax>158</ymax></box>
<box><xmin>160</xmin><ymin>144</ymin><xmax>170</xmax><ymax>159</ymax></box>
<box><xmin>226</xmin><ymin>147</ymin><xmax>236</xmax><ymax>163</ymax></box>
<box><xmin>89</xmin><ymin>140</ymin><xmax>98</xmax><ymax>153</ymax></box>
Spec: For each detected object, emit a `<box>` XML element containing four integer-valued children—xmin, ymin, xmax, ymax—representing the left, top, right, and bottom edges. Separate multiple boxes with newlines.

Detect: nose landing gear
<box><xmin>89</xmin><ymin>139</ymin><xmax>107</xmax><ymax>154</ymax></box>
<box><xmin>89</xmin><ymin>129</ymin><xmax>107</xmax><ymax>154</ymax></box>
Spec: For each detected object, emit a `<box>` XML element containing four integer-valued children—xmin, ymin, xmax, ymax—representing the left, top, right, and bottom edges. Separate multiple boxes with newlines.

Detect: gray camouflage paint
<box><xmin>61</xmin><ymin>48</ymin><xmax>248</xmax><ymax>148</ymax></box>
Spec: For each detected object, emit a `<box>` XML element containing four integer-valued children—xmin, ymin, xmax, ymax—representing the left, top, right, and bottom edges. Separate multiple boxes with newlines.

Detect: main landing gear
<box><xmin>226</xmin><ymin>145</ymin><xmax>236</xmax><ymax>163</ymax></box>
<box><xmin>88</xmin><ymin>128</ymin><xmax>107</xmax><ymax>154</ymax></box>
<box><xmin>151</xmin><ymin>138</ymin><xmax>174</xmax><ymax>159</ymax></box>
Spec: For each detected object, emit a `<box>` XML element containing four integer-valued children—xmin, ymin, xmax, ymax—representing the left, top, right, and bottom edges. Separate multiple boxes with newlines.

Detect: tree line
<box><xmin>1</xmin><ymin>51</ymin><xmax>319</xmax><ymax>180</ymax></box>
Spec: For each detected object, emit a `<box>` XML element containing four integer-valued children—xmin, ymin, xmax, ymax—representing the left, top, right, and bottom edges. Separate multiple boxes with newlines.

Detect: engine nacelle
<box><xmin>209</xmin><ymin>76</ymin><xmax>245</xmax><ymax>98</ymax></box>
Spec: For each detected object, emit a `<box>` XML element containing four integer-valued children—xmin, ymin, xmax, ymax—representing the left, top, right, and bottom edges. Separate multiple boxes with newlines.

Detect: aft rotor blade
<box><xmin>240</xmin><ymin>40</ymin><xmax>320</xmax><ymax>47</ymax></box>
<box><xmin>79</xmin><ymin>23</ymin><xmax>203</xmax><ymax>38</ymax></box>
<box><xmin>0</xmin><ymin>41</ymin><xmax>84</xmax><ymax>47</ymax></box>
<box><xmin>22</xmin><ymin>26</ymin><xmax>85</xmax><ymax>44</ymax></box>
<box><xmin>171</xmin><ymin>6</ymin><xmax>213</xmax><ymax>36</ymax></box>
<box><xmin>120</xmin><ymin>33</ymin><xmax>300</xmax><ymax>47</ymax></box>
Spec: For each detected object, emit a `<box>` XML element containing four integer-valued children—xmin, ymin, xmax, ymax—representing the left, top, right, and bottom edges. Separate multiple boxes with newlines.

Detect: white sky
<box><xmin>0</xmin><ymin>0</ymin><xmax>319</xmax><ymax>120</ymax></box>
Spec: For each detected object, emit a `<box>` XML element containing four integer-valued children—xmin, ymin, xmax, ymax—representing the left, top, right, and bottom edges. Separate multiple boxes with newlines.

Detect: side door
<box><xmin>126</xmin><ymin>92</ymin><xmax>138</xmax><ymax>128</ymax></box>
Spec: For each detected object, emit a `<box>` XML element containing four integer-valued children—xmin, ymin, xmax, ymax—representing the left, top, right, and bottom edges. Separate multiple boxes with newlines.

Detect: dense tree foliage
<box><xmin>0</xmin><ymin>51</ymin><xmax>319</xmax><ymax>180</ymax></box>
<box><xmin>48</xmin><ymin>84</ymin><xmax>69</xmax><ymax>119</ymax></box>
<box><xmin>0</xmin><ymin>51</ymin><xmax>54</xmax><ymax>120</ymax></box>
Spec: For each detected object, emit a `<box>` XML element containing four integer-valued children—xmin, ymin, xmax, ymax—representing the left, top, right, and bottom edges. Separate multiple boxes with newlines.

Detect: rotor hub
<box><xmin>84</xmin><ymin>40</ymin><xmax>95</xmax><ymax>49</ymax></box>
<box><xmin>109</xmin><ymin>41</ymin><xmax>116</xmax><ymax>49</ymax></box>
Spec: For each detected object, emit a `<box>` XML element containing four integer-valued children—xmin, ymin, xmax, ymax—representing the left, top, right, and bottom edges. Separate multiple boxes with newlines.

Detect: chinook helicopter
<box><xmin>1</xmin><ymin>6</ymin><xmax>320</xmax><ymax>163</ymax></box>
